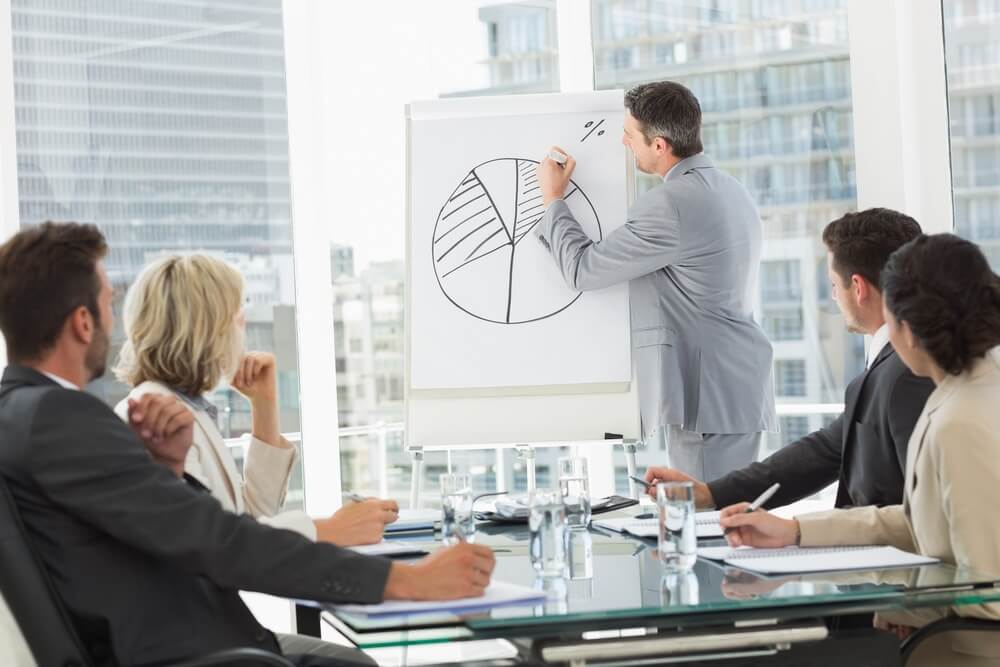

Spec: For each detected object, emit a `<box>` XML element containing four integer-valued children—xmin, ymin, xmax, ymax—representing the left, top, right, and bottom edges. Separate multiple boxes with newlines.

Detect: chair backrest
<box><xmin>0</xmin><ymin>474</ymin><xmax>91</xmax><ymax>666</ymax></box>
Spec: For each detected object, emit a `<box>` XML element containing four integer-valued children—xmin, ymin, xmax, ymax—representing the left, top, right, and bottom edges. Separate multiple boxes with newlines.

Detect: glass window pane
<box><xmin>10</xmin><ymin>0</ymin><xmax>306</xmax><ymax>509</ymax></box>
<box><xmin>333</xmin><ymin>2</ymin><xmax>559</xmax><ymax>506</ymax></box>
<box><xmin>593</xmin><ymin>0</ymin><xmax>862</xmax><ymax>475</ymax></box>
<box><xmin>944</xmin><ymin>0</ymin><xmax>1000</xmax><ymax>269</ymax></box>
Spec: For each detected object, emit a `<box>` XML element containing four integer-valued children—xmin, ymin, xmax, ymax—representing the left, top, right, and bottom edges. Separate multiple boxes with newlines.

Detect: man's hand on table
<box><xmin>384</xmin><ymin>542</ymin><xmax>495</xmax><ymax>600</ymax></box>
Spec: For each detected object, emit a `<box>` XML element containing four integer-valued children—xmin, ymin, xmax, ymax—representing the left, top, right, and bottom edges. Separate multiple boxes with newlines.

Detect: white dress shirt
<box><xmin>41</xmin><ymin>371</ymin><xmax>79</xmax><ymax>390</ymax></box>
<box><xmin>866</xmin><ymin>324</ymin><xmax>890</xmax><ymax>370</ymax></box>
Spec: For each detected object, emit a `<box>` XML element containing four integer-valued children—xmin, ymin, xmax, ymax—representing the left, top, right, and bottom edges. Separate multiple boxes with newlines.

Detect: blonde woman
<box><xmin>114</xmin><ymin>254</ymin><xmax>397</xmax><ymax>546</ymax></box>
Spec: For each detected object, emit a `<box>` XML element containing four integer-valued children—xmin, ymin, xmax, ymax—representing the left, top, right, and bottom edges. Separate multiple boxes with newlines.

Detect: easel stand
<box><xmin>407</xmin><ymin>438</ymin><xmax>641</xmax><ymax>508</ymax></box>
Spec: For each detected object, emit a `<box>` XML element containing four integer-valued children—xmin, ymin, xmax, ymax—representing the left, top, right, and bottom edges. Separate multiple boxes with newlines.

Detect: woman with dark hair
<box><xmin>715</xmin><ymin>233</ymin><xmax>1000</xmax><ymax>666</ymax></box>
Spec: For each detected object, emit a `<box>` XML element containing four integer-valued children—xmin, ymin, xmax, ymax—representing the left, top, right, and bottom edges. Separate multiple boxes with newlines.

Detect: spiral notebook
<box><xmin>593</xmin><ymin>510</ymin><xmax>724</xmax><ymax>539</ymax></box>
<box><xmin>697</xmin><ymin>545</ymin><xmax>938</xmax><ymax>574</ymax></box>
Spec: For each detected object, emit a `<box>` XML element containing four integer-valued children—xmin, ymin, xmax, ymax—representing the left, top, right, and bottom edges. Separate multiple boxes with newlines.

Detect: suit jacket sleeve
<box><xmin>28</xmin><ymin>389</ymin><xmax>390</xmax><ymax>603</ymax></box>
<box><xmin>887</xmin><ymin>372</ymin><xmax>933</xmax><ymax>474</ymax></box>
<box><xmin>707</xmin><ymin>414</ymin><xmax>844</xmax><ymax>509</ymax></box>
<box><xmin>534</xmin><ymin>193</ymin><xmax>680</xmax><ymax>291</ymax></box>
<box><xmin>797</xmin><ymin>504</ymin><xmax>915</xmax><ymax>552</ymax></box>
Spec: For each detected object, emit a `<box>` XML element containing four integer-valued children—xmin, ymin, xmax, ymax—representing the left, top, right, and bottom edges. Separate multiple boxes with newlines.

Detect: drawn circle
<box><xmin>432</xmin><ymin>158</ymin><xmax>602</xmax><ymax>325</ymax></box>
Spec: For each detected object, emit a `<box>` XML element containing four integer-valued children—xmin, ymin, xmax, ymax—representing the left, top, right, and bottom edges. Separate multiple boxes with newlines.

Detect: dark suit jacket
<box><xmin>0</xmin><ymin>365</ymin><xmax>391</xmax><ymax>666</ymax></box>
<box><xmin>707</xmin><ymin>344</ymin><xmax>934</xmax><ymax>510</ymax></box>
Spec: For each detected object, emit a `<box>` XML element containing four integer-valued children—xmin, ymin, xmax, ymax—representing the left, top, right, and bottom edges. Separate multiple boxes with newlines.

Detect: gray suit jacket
<box><xmin>536</xmin><ymin>153</ymin><xmax>776</xmax><ymax>436</ymax></box>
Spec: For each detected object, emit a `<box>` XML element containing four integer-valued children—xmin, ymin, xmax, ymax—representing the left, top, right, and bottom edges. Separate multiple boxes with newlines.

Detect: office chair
<box><xmin>0</xmin><ymin>474</ymin><xmax>295</xmax><ymax>667</ymax></box>
<box><xmin>900</xmin><ymin>616</ymin><xmax>1000</xmax><ymax>664</ymax></box>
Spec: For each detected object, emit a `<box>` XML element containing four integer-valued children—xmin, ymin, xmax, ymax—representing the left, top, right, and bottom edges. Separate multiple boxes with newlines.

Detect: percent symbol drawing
<box><xmin>432</xmin><ymin>158</ymin><xmax>602</xmax><ymax>324</ymax></box>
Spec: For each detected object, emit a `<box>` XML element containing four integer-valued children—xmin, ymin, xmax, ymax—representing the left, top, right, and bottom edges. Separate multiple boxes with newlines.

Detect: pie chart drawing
<box><xmin>432</xmin><ymin>158</ymin><xmax>601</xmax><ymax>324</ymax></box>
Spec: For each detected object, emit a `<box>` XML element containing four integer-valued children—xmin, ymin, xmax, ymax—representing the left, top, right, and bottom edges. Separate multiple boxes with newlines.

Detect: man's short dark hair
<box><xmin>624</xmin><ymin>81</ymin><xmax>703</xmax><ymax>158</ymax></box>
<box><xmin>0</xmin><ymin>221</ymin><xmax>108</xmax><ymax>362</ymax></box>
<box><xmin>821</xmin><ymin>208</ymin><xmax>922</xmax><ymax>288</ymax></box>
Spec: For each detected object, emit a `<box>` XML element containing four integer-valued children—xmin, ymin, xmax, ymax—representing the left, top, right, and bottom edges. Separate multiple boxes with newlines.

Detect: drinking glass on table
<box><xmin>529</xmin><ymin>489</ymin><xmax>567</xmax><ymax>576</ymax></box>
<box><xmin>656</xmin><ymin>481</ymin><xmax>697</xmax><ymax>573</ymax></box>
<box><xmin>439</xmin><ymin>473</ymin><xmax>475</xmax><ymax>545</ymax></box>
<box><xmin>558</xmin><ymin>456</ymin><xmax>591</xmax><ymax>529</ymax></box>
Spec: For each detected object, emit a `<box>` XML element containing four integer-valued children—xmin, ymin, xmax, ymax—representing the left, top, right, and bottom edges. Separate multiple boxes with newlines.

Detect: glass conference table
<box><xmin>313</xmin><ymin>517</ymin><xmax>1000</xmax><ymax>665</ymax></box>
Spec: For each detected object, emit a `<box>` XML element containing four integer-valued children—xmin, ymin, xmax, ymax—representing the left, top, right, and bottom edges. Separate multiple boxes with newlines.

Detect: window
<box><xmin>775</xmin><ymin>360</ymin><xmax>808</xmax><ymax>397</ymax></box>
<box><xmin>9</xmin><ymin>0</ymin><xmax>306</xmax><ymax>507</ymax></box>
<box><xmin>593</xmin><ymin>0</ymin><xmax>859</xmax><ymax>471</ymax></box>
<box><xmin>762</xmin><ymin>415</ymin><xmax>811</xmax><ymax>457</ymax></box>
<box><xmin>329</xmin><ymin>2</ymin><xmax>560</xmax><ymax>504</ymax></box>
<box><xmin>944</xmin><ymin>0</ymin><xmax>1000</xmax><ymax>269</ymax></box>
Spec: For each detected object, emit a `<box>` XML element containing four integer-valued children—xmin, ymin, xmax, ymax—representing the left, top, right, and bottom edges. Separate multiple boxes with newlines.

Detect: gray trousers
<box><xmin>661</xmin><ymin>425</ymin><xmax>761</xmax><ymax>481</ymax></box>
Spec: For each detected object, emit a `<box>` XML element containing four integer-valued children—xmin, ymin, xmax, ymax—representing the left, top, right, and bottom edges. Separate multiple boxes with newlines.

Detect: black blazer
<box><xmin>0</xmin><ymin>365</ymin><xmax>391</xmax><ymax>666</ymax></box>
<box><xmin>708</xmin><ymin>344</ymin><xmax>934</xmax><ymax>510</ymax></box>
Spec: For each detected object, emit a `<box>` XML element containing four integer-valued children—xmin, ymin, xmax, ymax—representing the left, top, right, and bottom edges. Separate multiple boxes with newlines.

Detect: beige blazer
<box><xmin>114</xmin><ymin>381</ymin><xmax>316</xmax><ymax>540</ymax></box>
<box><xmin>798</xmin><ymin>346</ymin><xmax>1000</xmax><ymax>656</ymax></box>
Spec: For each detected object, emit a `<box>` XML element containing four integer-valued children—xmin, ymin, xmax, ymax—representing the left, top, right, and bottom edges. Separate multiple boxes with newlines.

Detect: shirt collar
<box><xmin>40</xmin><ymin>371</ymin><xmax>80</xmax><ymax>390</ymax></box>
<box><xmin>662</xmin><ymin>152</ymin><xmax>713</xmax><ymax>182</ymax></box>
<box><xmin>866</xmin><ymin>324</ymin><xmax>890</xmax><ymax>370</ymax></box>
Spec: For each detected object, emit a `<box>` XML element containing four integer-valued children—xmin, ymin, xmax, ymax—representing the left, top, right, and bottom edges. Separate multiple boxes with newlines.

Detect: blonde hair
<box><xmin>115</xmin><ymin>254</ymin><xmax>245</xmax><ymax>395</ymax></box>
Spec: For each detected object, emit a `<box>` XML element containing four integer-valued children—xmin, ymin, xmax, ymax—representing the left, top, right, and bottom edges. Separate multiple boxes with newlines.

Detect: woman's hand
<box><xmin>315</xmin><ymin>498</ymin><xmax>400</xmax><ymax>546</ymax></box>
<box><xmin>718</xmin><ymin>502</ymin><xmax>800</xmax><ymax>548</ymax></box>
<box><xmin>232</xmin><ymin>351</ymin><xmax>277</xmax><ymax>405</ymax></box>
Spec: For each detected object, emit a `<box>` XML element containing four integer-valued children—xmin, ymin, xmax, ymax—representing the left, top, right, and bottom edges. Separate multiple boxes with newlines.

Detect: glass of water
<box><xmin>439</xmin><ymin>473</ymin><xmax>475</xmax><ymax>545</ymax></box>
<box><xmin>558</xmin><ymin>456</ymin><xmax>591</xmax><ymax>529</ymax></box>
<box><xmin>656</xmin><ymin>481</ymin><xmax>697</xmax><ymax>572</ymax></box>
<box><xmin>528</xmin><ymin>489</ymin><xmax>566</xmax><ymax>576</ymax></box>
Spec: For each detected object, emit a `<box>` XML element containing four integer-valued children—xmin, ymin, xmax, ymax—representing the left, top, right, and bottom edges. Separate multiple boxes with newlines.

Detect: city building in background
<box><xmin>451</xmin><ymin>1</ymin><xmax>559</xmax><ymax>97</ymax></box>
<box><xmin>944</xmin><ymin>0</ymin><xmax>1000</xmax><ymax>270</ymax></box>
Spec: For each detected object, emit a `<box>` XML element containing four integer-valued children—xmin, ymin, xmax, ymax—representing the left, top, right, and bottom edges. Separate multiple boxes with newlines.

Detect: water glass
<box><xmin>528</xmin><ymin>489</ymin><xmax>567</xmax><ymax>576</ymax></box>
<box><xmin>566</xmin><ymin>530</ymin><xmax>594</xmax><ymax>600</ymax></box>
<box><xmin>566</xmin><ymin>530</ymin><xmax>593</xmax><ymax>580</ymax></box>
<box><xmin>439</xmin><ymin>473</ymin><xmax>475</xmax><ymax>545</ymax></box>
<box><xmin>656</xmin><ymin>481</ymin><xmax>697</xmax><ymax>572</ymax></box>
<box><xmin>558</xmin><ymin>456</ymin><xmax>591</xmax><ymax>529</ymax></box>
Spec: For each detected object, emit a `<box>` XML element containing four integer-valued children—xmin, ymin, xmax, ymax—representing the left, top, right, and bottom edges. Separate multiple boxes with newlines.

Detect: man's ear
<box><xmin>66</xmin><ymin>305</ymin><xmax>94</xmax><ymax>345</ymax></box>
<box><xmin>850</xmin><ymin>273</ymin><xmax>869</xmax><ymax>307</ymax></box>
<box><xmin>654</xmin><ymin>136</ymin><xmax>671</xmax><ymax>156</ymax></box>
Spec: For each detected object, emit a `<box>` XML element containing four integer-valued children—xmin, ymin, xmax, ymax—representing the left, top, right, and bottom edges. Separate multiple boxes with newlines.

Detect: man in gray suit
<box><xmin>536</xmin><ymin>81</ymin><xmax>776</xmax><ymax>480</ymax></box>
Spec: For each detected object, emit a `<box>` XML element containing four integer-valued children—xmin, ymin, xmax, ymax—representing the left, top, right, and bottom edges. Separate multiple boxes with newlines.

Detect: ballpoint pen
<box><xmin>743</xmin><ymin>483</ymin><xmax>780</xmax><ymax>514</ymax></box>
<box><xmin>723</xmin><ymin>483</ymin><xmax>781</xmax><ymax>535</ymax></box>
<box><xmin>628</xmin><ymin>474</ymin><xmax>652</xmax><ymax>490</ymax></box>
<box><xmin>627</xmin><ymin>476</ymin><xmax>657</xmax><ymax>518</ymax></box>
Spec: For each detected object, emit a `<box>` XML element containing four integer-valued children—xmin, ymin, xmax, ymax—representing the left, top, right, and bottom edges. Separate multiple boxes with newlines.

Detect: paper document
<box><xmin>348</xmin><ymin>540</ymin><xmax>429</xmax><ymax>558</ymax></box>
<box><xmin>334</xmin><ymin>581</ymin><xmax>547</xmax><ymax>617</ymax></box>
<box><xmin>385</xmin><ymin>508</ymin><xmax>440</xmax><ymax>533</ymax></box>
<box><xmin>698</xmin><ymin>544</ymin><xmax>938</xmax><ymax>574</ymax></box>
<box><xmin>593</xmin><ymin>511</ymin><xmax>723</xmax><ymax>539</ymax></box>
